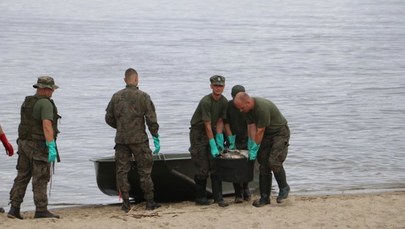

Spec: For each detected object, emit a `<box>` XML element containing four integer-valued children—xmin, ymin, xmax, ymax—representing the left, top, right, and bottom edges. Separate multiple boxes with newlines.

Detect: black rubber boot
<box><xmin>194</xmin><ymin>177</ymin><xmax>211</xmax><ymax>205</ymax></box>
<box><xmin>233</xmin><ymin>183</ymin><xmax>243</xmax><ymax>203</ymax></box>
<box><xmin>252</xmin><ymin>174</ymin><xmax>271</xmax><ymax>207</ymax></box>
<box><xmin>7</xmin><ymin>206</ymin><xmax>23</xmax><ymax>219</ymax></box>
<box><xmin>34</xmin><ymin>210</ymin><xmax>60</xmax><ymax>219</ymax></box>
<box><xmin>277</xmin><ymin>185</ymin><xmax>290</xmax><ymax>203</ymax></box>
<box><xmin>145</xmin><ymin>199</ymin><xmax>161</xmax><ymax>210</ymax></box>
<box><xmin>274</xmin><ymin>166</ymin><xmax>290</xmax><ymax>203</ymax></box>
<box><xmin>211</xmin><ymin>175</ymin><xmax>229</xmax><ymax>207</ymax></box>
<box><xmin>243</xmin><ymin>182</ymin><xmax>251</xmax><ymax>201</ymax></box>
<box><xmin>121</xmin><ymin>199</ymin><xmax>131</xmax><ymax>213</ymax></box>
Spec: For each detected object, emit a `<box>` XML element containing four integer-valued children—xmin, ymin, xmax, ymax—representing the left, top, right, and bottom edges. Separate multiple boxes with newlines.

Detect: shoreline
<box><xmin>1</xmin><ymin>191</ymin><xmax>404</xmax><ymax>229</ymax></box>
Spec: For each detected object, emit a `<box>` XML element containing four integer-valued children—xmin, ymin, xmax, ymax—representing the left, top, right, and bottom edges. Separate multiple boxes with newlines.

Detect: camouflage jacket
<box><xmin>105</xmin><ymin>85</ymin><xmax>159</xmax><ymax>144</ymax></box>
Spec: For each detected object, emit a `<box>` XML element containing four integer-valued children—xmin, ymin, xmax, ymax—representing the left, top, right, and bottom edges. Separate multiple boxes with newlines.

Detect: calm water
<box><xmin>1</xmin><ymin>0</ymin><xmax>405</xmax><ymax>210</ymax></box>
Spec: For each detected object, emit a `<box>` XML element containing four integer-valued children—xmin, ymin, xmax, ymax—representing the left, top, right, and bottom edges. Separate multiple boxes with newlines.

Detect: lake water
<box><xmin>1</xmin><ymin>0</ymin><xmax>405</xmax><ymax>210</ymax></box>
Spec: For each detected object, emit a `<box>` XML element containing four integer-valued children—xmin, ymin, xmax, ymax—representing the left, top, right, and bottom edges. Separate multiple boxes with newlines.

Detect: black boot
<box><xmin>243</xmin><ymin>182</ymin><xmax>251</xmax><ymax>201</ymax></box>
<box><xmin>211</xmin><ymin>175</ymin><xmax>229</xmax><ymax>207</ymax></box>
<box><xmin>276</xmin><ymin>185</ymin><xmax>290</xmax><ymax>203</ymax></box>
<box><xmin>274</xmin><ymin>166</ymin><xmax>290</xmax><ymax>203</ymax></box>
<box><xmin>7</xmin><ymin>206</ymin><xmax>23</xmax><ymax>219</ymax></box>
<box><xmin>34</xmin><ymin>210</ymin><xmax>60</xmax><ymax>219</ymax></box>
<box><xmin>194</xmin><ymin>177</ymin><xmax>211</xmax><ymax>205</ymax></box>
<box><xmin>145</xmin><ymin>199</ymin><xmax>161</xmax><ymax>210</ymax></box>
<box><xmin>252</xmin><ymin>174</ymin><xmax>271</xmax><ymax>207</ymax></box>
<box><xmin>233</xmin><ymin>183</ymin><xmax>243</xmax><ymax>203</ymax></box>
<box><xmin>0</xmin><ymin>207</ymin><xmax>4</xmax><ymax>213</ymax></box>
<box><xmin>146</xmin><ymin>199</ymin><xmax>162</xmax><ymax>210</ymax></box>
<box><xmin>121</xmin><ymin>199</ymin><xmax>131</xmax><ymax>213</ymax></box>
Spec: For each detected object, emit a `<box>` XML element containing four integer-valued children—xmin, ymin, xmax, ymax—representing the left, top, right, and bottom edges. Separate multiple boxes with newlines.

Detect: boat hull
<box><xmin>91</xmin><ymin>153</ymin><xmax>258</xmax><ymax>202</ymax></box>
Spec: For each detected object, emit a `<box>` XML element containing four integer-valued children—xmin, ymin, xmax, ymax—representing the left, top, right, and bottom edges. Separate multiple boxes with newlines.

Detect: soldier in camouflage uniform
<box><xmin>8</xmin><ymin>76</ymin><xmax>61</xmax><ymax>219</ymax></box>
<box><xmin>189</xmin><ymin>75</ymin><xmax>229</xmax><ymax>207</ymax></box>
<box><xmin>234</xmin><ymin>92</ymin><xmax>290</xmax><ymax>207</ymax></box>
<box><xmin>105</xmin><ymin>68</ymin><xmax>161</xmax><ymax>212</ymax></box>
<box><xmin>1</xmin><ymin>124</ymin><xmax>14</xmax><ymax>213</ymax></box>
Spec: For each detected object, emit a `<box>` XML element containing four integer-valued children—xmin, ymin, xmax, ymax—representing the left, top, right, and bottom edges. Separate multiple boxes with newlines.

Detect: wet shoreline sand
<box><xmin>1</xmin><ymin>191</ymin><xmax>404</xmax><ymax>229</ymax></box>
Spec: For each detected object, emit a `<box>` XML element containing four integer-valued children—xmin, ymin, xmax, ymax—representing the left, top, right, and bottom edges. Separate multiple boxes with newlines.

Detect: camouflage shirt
<box><xmin>105</xmin><ymin>85</ymin><xmax>159</xmax><ymax>144</ymax></box>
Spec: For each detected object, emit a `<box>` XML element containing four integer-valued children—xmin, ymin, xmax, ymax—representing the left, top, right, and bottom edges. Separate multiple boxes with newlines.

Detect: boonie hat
<box><xmin>231</xmin><ymin>85</ymin><xmax>245</xmax><ymax>97</ymax></box>
<box><xmin>210</xmin><ymin>75</ymin><xmax>225</xmax><ymax>86</ymax></box>
<box><xmin>33</xmin><ymin>76</ymin><xmax>59</xmax><ymax>90</ymax></box>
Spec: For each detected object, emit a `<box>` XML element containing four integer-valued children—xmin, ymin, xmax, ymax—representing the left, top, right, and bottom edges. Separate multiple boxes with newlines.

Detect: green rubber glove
<box><xmin>209</xmin><ymin>138</ymin><xmax>219</xmax><ymax>158</ymax></box>
<box><xmin>248</xmin><ymin>137</ymin><xmax>254</xmax><ymax>150</ymax></box>
<box><xmin>215</xmin><ymin>133</ymin><xmax>225</xmax><ymax>152</ymax></box>
<box><xmin>227</xmin><ymin>135</ymin><xmax>236</xmax><ymax>150</ymax></box>
<box><xmin>152</xmin><ymin>135</ymin><xmax>160</xmax><ymax>154</ymax></box>
<box><xmin>46</xmin><ymin>140</ymin><xmax>57</xmax><ymax>162</ymax></box>
<box><xmin>249</xmin><ymin>141</ymin><xmax>260</xmax><ymax>161</ymax></box>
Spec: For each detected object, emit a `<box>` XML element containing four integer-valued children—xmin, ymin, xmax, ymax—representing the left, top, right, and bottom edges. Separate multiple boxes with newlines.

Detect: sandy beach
<box><xmin>1</xmin><ymin>191</ymin><xmax>404</xmax><ymax>229</ymax></box>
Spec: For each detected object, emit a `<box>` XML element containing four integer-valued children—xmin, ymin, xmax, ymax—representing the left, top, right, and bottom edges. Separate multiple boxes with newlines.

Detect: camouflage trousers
<box><xmin>9</xmin><ymin>140</ymin><xmax>50</xmax><ymax>211</ymax></box>
<box><xmin>115</xmin><ymin>142</ymin><xmax>154</xmax><ymax>200</ymax></box>
<box><xmin>257</xmin><ymin>125</ymin><xmax>290</xmax><ymax>174</ymax></box>
<box><xmin>188</xmin><ymin>125</ymin><xmax>218</xmax><ymax>180</ymax></box>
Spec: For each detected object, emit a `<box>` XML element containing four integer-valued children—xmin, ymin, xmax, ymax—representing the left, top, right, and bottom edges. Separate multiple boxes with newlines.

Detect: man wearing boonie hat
<box><xmin>8</xmin><ymin>76</ymin><xmax>61</xmax><ymax>219</ymax></box>
<box><xmin>224</xmin><ymin>85</ymin><xmax>252</xmax><ymax>203</ymax></box>
<box><xmin>189</xmin><ymin>75</ymin><xmax>229</xmax><ymax>207</ymax></box>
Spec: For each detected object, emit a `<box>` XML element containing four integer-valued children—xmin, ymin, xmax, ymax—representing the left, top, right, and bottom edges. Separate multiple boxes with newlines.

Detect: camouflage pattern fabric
<box><xmin>105</xmin><ymin>85</ymin><xmax>159</xmax><ymax>144</ymax></box>
<box><xmin>114</xmin><ymin>143</ymin><xmax>154</xmax><ymax>200</ymax></box>
<box><xmin>257</xmin><ymin>125</ymin><xmax>290</xmax><ymax>173</ymax></box>
<box><xmin>9</xmin><ymin>140</ymin><xmax>50</xmax><ymax>211</ymax></box>
<box><xmin>188</xmin><ymin>124</ymin><xmax>218</xmax><ymax>180</ymax></box>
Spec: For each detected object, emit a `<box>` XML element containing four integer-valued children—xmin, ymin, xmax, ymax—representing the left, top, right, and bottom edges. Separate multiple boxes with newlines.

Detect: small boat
<box><xmin>91</xmin><ymin>153</ymin><xmax>258</xmax><ymax>202</ymax></box>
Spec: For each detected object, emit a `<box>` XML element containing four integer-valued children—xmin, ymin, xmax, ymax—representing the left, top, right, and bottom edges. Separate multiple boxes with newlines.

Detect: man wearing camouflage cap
<box><xmin>8</xmin><ymin>76</ymin><xmax>61</xmax><ymax>219</ymax></box>
<box><xmin>189</xmin><ymin>75</ymin><xmax>229</xmax><ymax>207</ymax></box>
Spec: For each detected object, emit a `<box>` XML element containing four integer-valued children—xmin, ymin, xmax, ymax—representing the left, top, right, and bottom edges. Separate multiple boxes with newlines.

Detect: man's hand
<box><xmin>0</xmin><ymin>133</ymin><xmax>14</xmax><ymax>156</ymax></box>
<box><xmin>209</xmin><ymin>138</ymin><xmax>219</xmax><ymax>158</ymax></box>
<box><xmin>46</xmin><ymin>140</ymin><xmax>57</xmax><ymax>162</ymax></box>
<box><xmin>152</xmin><ymin>135</ymin><xmax>160</xmax><ymax>154</ymax></box>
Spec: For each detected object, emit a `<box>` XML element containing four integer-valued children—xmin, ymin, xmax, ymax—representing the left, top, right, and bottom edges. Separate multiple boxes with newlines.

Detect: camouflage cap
<box><xmin>210</xmin><ymin>75</ymin><xmax>225</xmax><ymax>86</ymax></box>
<box><xmin>231</xmin><ymin>85</ymin><xmax>245</xmax><ymax>98</ymax></box>
<box><xmin>33</xmin><ymin>76</ymin><xmax>59</xmax><ymax>90</ymax></box>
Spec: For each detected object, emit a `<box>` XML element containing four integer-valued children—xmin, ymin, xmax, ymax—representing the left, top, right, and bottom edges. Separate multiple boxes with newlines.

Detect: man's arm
<box><xmin>43</xmin><ymin>119</ymin><xmax>54</xmax><ymax>142</ymax></box>
<box><xmin>215</xmin><ymin>118</ymin><xmax>224</xmax><ymax>135</ymax></box>
<box><xmin>224</xmin><ymin>123</ymin><xmax>232</xmax><ymax>136</ymax></box>
<box><xmin>204</xmin><ymin>121</ymin><xmax>214</xmax><ymax>139</ymax></box>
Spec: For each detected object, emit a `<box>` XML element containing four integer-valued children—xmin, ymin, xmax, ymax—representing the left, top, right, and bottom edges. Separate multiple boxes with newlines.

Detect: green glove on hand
<box><xmin>249</xmin><ymin>141</ymin><xmax>260</xmax><ymax>161</ymax></box>
<box><xmin>46</xmin><ymin>140</ymin><xmax>57</xmax><ymax>163</ymax></box>
<box><xmin>152</xmin><ymin>135</ymin><xmax>160</xmax><ymax>154</ymax></box>
<box><xmin>248</xmin><ymin>137</ymin><xmax>254</xmax><ymax>150</ymax></box>
<box><xmin>227</xmin><ymin>135</ymin><xmax>236</xmax><ymax>150</ymax></box>
<box><xmin>209</xmin><ymin>138</ymin><xmax>219</xmax><ymax>158</ymax></box>
<box><xmin>215</xmin><ymin>133</ymin><xmax>225</xmax><ymax>152</ymax></box>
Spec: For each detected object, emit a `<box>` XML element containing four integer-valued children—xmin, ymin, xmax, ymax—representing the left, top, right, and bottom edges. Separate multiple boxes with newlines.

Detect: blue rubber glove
<box><xmin>249</xmin><ymin>141</ymin><xmax>260</xmax><ymax>161</ymax></box>
<box><xmin>215</xmin><ymin>133</ymin><xmax>225</xmax><ymax>152</ymax></box>
<box><xmin>152</xmin><ymin>135</ymin><xmax>160</xmax><ymax>154</ymax></box>
<box><xmin>209</xmin><ymin>138</ymin><xmax>219</xmax><ymax>158</ymax></box>
<box><xmin>46</xmin><ymin>140</ymin><xmax>57</xmax><ymax>162</ymax></box>
<box><xmin>248</xmin><ymin>137</ymin><xmax>254</xmax><ymax>150</ymax></box>
<box><xmin>227</xmin><ymin>135</ymin><xmax>236</xmax><ymax>150</ymax></box>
